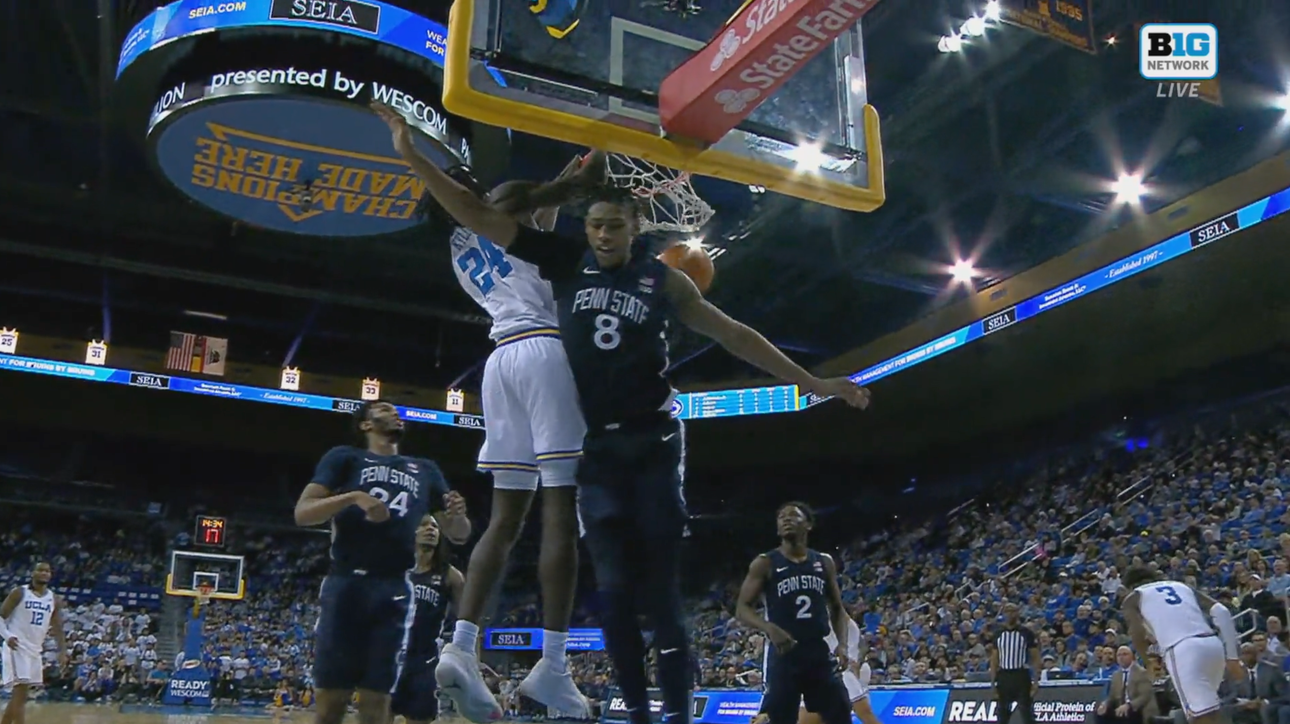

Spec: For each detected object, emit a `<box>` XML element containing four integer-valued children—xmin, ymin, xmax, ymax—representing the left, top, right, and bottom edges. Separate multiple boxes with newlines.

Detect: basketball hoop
<box><xmin>604</xmin><ymin>154</ymin><xmax>714</xmax><ymax>235</ymax></box>
<box><xmin>195</xmin><ymin>583</ymin><xmax>213</xmax><ymax>608</ymax></box>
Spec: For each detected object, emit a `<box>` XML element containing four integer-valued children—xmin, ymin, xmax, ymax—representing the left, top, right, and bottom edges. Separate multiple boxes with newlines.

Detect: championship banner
<box><xmin>998</xmin><ymin>0</ymin><xmax>1096</xmax><ymax>54</ymax></box>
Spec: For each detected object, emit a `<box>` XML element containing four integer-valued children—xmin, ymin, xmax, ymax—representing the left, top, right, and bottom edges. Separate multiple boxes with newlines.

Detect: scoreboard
<box><xmin>195</xmin><ymin>515</ymin><xmax>227</xmax><ymax>548</ymax></box>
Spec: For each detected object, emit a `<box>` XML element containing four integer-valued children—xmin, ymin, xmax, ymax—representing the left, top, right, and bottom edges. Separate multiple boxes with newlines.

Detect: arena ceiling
<box><xmin>0</xmin><ymin>0</ymin><xmax>1288</xmax><ymax>396</ymax></box>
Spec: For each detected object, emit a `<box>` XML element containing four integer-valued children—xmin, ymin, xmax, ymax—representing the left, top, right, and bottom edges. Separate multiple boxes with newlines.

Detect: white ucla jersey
<box><xmin>6</xmin><ymin>586</ymin><xmax>55</xmax><ymax>654</ymax></box>
<box><xmin>449</xmin><ymin>227</ymin><xmax>559</xmax><ymax>341</ymax></box>
<box><xmin>825</xmin><ymin>617</ymin><xmax>862</xmax><ymax>662</ymax></box>
<box><xmin>1134</xmin><ymin>580</ymin><xmax>1213</xmax><ymax>652</ymax></box>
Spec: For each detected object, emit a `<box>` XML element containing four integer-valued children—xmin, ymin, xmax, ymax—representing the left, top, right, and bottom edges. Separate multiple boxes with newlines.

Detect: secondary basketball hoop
<box><xmin>590</xmin><ymin>153</ymin><xmax>714</xmax><ymax>235</ymax></box>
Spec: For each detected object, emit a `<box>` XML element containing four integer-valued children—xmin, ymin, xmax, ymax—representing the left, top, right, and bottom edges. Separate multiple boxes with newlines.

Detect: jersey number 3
<box><xmin>457</xmin><ymin>240</ymin><xmax>513</xmax><ymax>294</ymax></box>
<box><xmin>1155</xmin><ymin>585</ymin><xmax>1183</xmax><ymax>605</ymax></box>
<box><xmin>368</xmin><ymin>487</ymin><xmax>410</xmax><ymax>517</ymax></box>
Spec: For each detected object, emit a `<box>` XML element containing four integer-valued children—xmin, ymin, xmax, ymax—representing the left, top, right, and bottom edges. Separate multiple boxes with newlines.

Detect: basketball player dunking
<box><xmin>374</xmin><ymin>101</ymin><xmax>606</xmax><ymax>721</ymax></box>
<box><xmin>392</xmin><ymin>515</ymin><xmax>465</xmax><ymax>724</ymax></box>
<box><xmin>1120</xmin><ymin>564</ymin><xmax>1243</xmax><ymax>724</ymax></box>
<box><xmin>0</xmin><ymin>561</ymin><xmax>68</xmax><ymax>724</ymax></box>
<box><xmin>738</xmin><ymin>503</ymin><xmax>853</xmax><ymax>724</ymax></box>
<box><xmin>397</xmin><ymin>142</ymin><xmax>869</xmax><ymax>724</ymax></box>
<box><xmin>294</xmin><ymin>400</ymin><xmax>471</xmax><ymax>724</ymax></box>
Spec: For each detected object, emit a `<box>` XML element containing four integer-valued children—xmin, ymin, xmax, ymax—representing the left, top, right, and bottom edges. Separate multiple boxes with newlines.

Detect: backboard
<box><xmin>165</xmin><ymin>550</ymin><xmax>246</xmax><ymax>601</ymax></box>
<box><xmin>444</xmin><ymin>0</ymin><xmax>885</xmax><ymax>211</ymax></box>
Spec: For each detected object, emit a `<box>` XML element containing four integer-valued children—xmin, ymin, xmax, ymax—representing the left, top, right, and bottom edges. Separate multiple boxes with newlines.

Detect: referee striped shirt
<box><xmin>993</xmin><ymin>625</ymin><xmax>1036</xmax><ymax>671</ymax></box>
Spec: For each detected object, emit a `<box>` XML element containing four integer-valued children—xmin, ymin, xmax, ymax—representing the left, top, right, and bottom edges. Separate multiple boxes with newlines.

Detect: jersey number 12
<box><xmin>458</xmin><ymin>239</ymin><xmax>513</xmax><ymax>295</ymax></box>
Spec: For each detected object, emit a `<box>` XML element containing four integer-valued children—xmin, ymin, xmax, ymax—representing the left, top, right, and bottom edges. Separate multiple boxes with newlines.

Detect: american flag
<box><xmin>165</xmin><ymin>331</ymin><xmax>198</xmax><ymax>372</ymax></box>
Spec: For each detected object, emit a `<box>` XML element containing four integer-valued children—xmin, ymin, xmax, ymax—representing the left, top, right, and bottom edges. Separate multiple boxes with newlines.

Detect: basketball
<box><xmin>659</xmin><ymin>244</ymin><xmax>714</xmax><ymax>293</ymax></box>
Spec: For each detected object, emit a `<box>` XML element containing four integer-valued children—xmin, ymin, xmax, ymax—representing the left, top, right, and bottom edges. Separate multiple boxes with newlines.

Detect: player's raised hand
<box><xmin>370</xmin><ymin>102</ymin><xmax>413</xmax><ymax>154</ymax></box>
<box><xmin>443</xmin><ymin>490</ymin><xmax>468</xmax><ymax>519</ymax></box>
<box><xmin>805</xmin><ymin>377</ymin><xmax>871</xmax><ymax>409</ymax></box>
<box><xmin>572</xmin><ymin>150</ymin><xmax>608</xmax><ymax>186</ymax></box>
<box><xmin>352</xmin><ymin>491</ymin><xmax>390</xmax><ymax>523</ymax></box>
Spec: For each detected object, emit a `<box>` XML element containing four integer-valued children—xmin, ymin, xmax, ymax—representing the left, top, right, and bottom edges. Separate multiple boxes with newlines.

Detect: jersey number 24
<box><xmin>457</xmin><ymin>239</ymin><xmax>513</xmax><ymax>294</ymax></box>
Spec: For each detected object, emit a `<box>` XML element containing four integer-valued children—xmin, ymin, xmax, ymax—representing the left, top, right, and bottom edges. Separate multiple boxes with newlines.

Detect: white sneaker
<box><xmin>518</xmin><ymin>657</ymin><xmax>592</xmax><ymax>719</ymax></box>
<box><xmin>435</xmin><ymin>643</ymin><xmax>503</xmax><ymax>723</ymax></box>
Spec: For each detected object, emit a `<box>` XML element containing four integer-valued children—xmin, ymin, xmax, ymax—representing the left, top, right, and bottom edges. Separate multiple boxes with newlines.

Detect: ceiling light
<box><xmin>1274</xmin><ymin>92</ymin><xmax>1290</xmax><ymax>111</ymax></box>
<box><xmin>682</xmin><ymin>237</ymin><xmax>705</xmax><ymax>250</ymax></box>
<box><xmin>184</xmin><ymin>310</ymin><xmax>229</xmax><ymax>321</ymax></box>
<box><xmin>950</xmin><ymin>260</ymin><xmax>975</xmax><ymax>282</ymax></box>
<box><xmin>1105</xmin><ymin>35</ymin><xmax>1117</xmax><ymax>45</ymax></box>
<box><xmin>962</xmin><ymin>16</ymin><xmax>987</xmax><ymax>37</ymax></box>
<box><xmin>788</xmin><ymin>143</ymin><xmax>828</xmax><ymax>171</ymax></box>
<box><xmin>983</xmin><ymin>0</ymin><xmax>1001</xmax><ymax>21</ymax></box>
<box><xmin>1111</xmin><ymin>173</ymin><xmax>1146</xmax><ymax>202</ymax></box>
<box><xmin>938</xmin><ymin>34</ymin><xmax>964</xmax><ymax>53</ymax></box>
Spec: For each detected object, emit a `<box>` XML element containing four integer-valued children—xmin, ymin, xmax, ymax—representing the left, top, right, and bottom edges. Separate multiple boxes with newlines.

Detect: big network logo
<box><xmin>1139</xmin><ymin>23</ymin><xmax>1218</xmax><ymax>80</ymax></box>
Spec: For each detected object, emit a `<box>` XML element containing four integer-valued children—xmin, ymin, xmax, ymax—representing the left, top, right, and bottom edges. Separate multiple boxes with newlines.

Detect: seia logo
<box><xmin>153</xmin><ymin>98</ymin><xmax>441</xmax><ymax>236</ymax></box>
<box><xmin>1139</xmin><ymin>23</ymin><xmax>1218</xmax><ymax>80</ymax></box>
<box><xmin>269</xmin><ymin>0</ymin><xmax>381</xmax><ymax>33</ymax></box>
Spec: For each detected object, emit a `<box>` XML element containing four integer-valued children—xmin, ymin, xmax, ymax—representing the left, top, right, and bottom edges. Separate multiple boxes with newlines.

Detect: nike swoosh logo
<box><xmin>776</xmin><ymin>567</ymin><xmax>788</xmax><ymax>572</ymax></box>
<box><xmin>393</xmin><ymin>596</ymin><xmax>408</xmax><ymax>601</ymax></box>
<box><xmin>582</xmin><ymin>268</ymin><xmax>600</xmax><ymax>275</ymax></box>
<box><xmin>662</xmin><ymin>433</ymin><xmax>677</xmax><ymax>441</ymax></box>
<box><xmin>660</xmin><ymin>648</ymin><xmax>679</xmax><ymax>655</ymax></box>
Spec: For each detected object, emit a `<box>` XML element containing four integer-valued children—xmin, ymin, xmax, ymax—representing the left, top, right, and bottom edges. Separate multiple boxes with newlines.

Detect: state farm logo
<box><xmin>710</xmin><ymin>29</ymin><xmax>742</xmax><ymax>71</ymax></box>
<box><xmin>715</xmin><ymin>88</ymin><xmax>759</xmax><ymax>113</ymax></box>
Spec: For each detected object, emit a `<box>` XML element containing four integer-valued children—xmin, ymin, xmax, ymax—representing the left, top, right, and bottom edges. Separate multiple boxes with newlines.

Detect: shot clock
<box><xmin>195</xmin><ymin>515</ymin><xmax>227</xmax><ymax>548</ymax></box>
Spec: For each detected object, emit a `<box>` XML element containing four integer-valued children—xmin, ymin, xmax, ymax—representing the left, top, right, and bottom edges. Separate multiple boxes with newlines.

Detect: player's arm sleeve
<box><xmin>664</xmin><ymin>267</ymin><xmax>817</xmax><ymax>389</ymax></box>
<box><xmin>505</xmin><ymin>225</ymin><xmax>586</xmax><ymax>283</ymax></box>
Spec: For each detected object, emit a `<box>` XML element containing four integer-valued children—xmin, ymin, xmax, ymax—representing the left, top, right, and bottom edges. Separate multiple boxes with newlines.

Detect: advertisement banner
<box><xmin>600</xmin><ymin>687</ymin><xmax>952</xmax><ymax>724</ymax></box>
<box><xmin>944</xmin><ymin>683</ymin><xmax>1102</xmax><ymax>724</ymax></box>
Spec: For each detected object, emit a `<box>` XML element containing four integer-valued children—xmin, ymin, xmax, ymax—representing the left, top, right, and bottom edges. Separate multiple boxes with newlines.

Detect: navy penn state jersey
<box><xmin>311</xmin><ymin>445</ymin><xmax>449</xmax><ymax>577</ymax></box>
<box><xmin>507</xmin><ymin>227</ymin><xmax>675</xmax><ymax>428</ymax></box>
<box><xmin>406</xmin><ymin>569</ymin><xmax>452</xmax><ymax>660</ymax></box>
<box><xmin>763</xmin><ymin>549</ymin><xmax>832</xmax><ymax>644</ymax></box>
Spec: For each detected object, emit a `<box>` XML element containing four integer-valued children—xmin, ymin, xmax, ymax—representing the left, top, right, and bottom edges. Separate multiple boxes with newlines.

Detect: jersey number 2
<box><xmin>368</xmin><ymin>487</ymin><xmax>410</xmax><ymax>517</ymax></box>
<box><xmin>1154</xmin><ymin>585</ymin><xmax>1183</xmax><ymax>605</ymax></box>
<box><xmin>795</xmin><ymin>595</ymin><xmax>812</xmax><ymax>619</ymax></box>
<box><xmin>457</xmin><ymin>240</ymin><xmax>513</xmax><ymax>294</ymax></box>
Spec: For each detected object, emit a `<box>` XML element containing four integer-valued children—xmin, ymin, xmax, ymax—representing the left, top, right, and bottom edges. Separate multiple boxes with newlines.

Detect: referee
<box><xmin>990</xmin><ymin>602</ymin><xmax>1039</xmax><ymax>724</ymax></box>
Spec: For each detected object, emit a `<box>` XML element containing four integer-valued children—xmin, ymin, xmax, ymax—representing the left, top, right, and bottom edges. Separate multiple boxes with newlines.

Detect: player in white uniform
<box><xmin>798</xmin><ymin>617</ymin><xmax>884</xmax><ymax>724</ymax></box>
<box><xmin>374</xmin><ymin>100</ymin><xmax>606</xmax><ymax>723</ymax></box>
<box><xmin>1120</xmin><ymin>564</ymin><xmax>1243</xmax><ymax>724</ymax></box>
<box><xmin>1</xmin><ymin>562</ymin><xmax>67</xmax><ymax>724</ymax></box>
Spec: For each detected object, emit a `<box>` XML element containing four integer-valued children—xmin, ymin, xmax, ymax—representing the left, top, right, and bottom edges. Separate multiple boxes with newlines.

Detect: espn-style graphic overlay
<box><xmin>115</xmin><ymin>0</ymin><xmax>510</xmax><ymax>236</ymax></box>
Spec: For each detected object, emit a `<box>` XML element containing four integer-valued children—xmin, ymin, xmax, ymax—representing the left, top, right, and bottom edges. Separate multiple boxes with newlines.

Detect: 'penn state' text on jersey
<box><xmin>506</xmin><ymin>227</ymin><xmax>675</xmax><ymax>428</ymax></box>
<box><xmin>311</xmin><ymin>446</ymin><xmax>449</xmax><ymax>577</ymax></box>
<box><xmin>406</xmin><ymin>570</ymin><xmax>452</xmax><ymax>663</ymax></box>
<box><xmin>449</xmin><ymin>227</ymin><xmax>560</xmax><ymax>340</ymax></box>
<box><xmin>763</xmin><ymin>549</ymin><xmax>832</xmax><ymax>644</ymax></box>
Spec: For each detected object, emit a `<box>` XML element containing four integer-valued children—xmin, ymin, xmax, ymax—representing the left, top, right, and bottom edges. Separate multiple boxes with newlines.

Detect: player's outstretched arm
<box><xmin>662</xmin><ymin>268</ymin><xmax>871</xmax><ymax>408</ymax></box>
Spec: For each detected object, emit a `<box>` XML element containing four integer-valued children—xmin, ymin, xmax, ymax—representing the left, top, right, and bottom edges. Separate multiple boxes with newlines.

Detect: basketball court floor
<box><xmin>19</xmin><ymin>703</ymin><xmax>307</xmax><ymax>724</ymax></box>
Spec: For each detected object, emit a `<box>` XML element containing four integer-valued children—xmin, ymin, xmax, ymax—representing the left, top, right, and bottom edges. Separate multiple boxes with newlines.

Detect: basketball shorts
<box><xmin>477</xmin><ymin>332</ymin><xmax>585</xmax><ymax>489</ymax></box>
<box><xmin>1163</xmin><ymin>634</ymin><xmax>1226</xmax><ymax>719</ymax></box>
<box><xmin>1</xmin><ymin>646</ymin><xmax>43</xmax><ymax>688</ymax></box>
<box><xmin>392</xmin><ymin>649</ymin><xmax>439</xmax><ymax>721</ymax></box>
<box><xmin>762</xmin><ymin>640</ymin><xmax>851</xmax><ymax>724</ymax></box>
<box><xmin>842</xmin><ymin>663</ymin><xmax>870</xmax><ymax>702</ymax></box>
<box><xmin>312</xmin><ymin>573</ymin><xmax>413</xmax><ymax>693</ymax></box>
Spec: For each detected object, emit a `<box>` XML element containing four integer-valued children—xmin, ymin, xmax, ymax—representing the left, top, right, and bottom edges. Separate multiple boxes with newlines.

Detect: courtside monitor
<box><xmin>444</xmin><ymin>0</ymin><xmax>885</xmax><ymax>211</ymax></box>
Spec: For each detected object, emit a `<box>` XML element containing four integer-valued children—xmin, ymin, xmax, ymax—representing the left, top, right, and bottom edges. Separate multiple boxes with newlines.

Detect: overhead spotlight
<box><xmin>984</xmin><ymin>0</ymin><xmax>1001</xmax><ymax>21</ymax></box>
<box><xmin>1274</xmin><ymin>92</ymin><xmax>1290</xmax><ymax>111</ymax></box>
<box><xmin>961</xmin><ymin>16</ymin><xmax>987</xmax><ymax>37</ymax></box>
<box><xmin>938</xmin><ymin>34</ymin><xmax>964</xmax><ymax>53</ymax></box>
<box><xmin>1105</xmin><ymin>35</ymin><xmax>1118</xmax><ymax>45</ymax></box>
<box><xmin>788</xmin><ymin>143</ymin><xmax>828</xmax><ymax>171</ymax></box>
<box><xmin>1111</xmin><ymin>173</ymin><xmax>1146</xmax><ymax>202</ymax></box>
<box><xmin>950</xmin><ymin>260</ymin><xmax>975</xmax><ymax>283</ymax></box>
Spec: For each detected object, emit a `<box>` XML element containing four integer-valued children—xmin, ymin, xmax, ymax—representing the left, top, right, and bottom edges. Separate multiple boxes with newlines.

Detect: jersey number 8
<box><xmin>594</xmin><ymin>314</ymin><xmax>621</xmax><ymax>350</ymax></box>
<box><xmin>457</xmin><ymin>239</ymin><xmax>514</xmax><ymax>295</ymax></box>
<box><xmin>368</xmin><ymin>487</ymin><xmax>410</xmax><ymax>517</ymax></box>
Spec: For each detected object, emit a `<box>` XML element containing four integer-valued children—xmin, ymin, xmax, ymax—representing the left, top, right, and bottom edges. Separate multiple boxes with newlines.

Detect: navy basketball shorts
<box><xmin>392</xmin><ymin>649</ymin><xmax>440</xmax><ymax>721</ymax></box>
<box><xmin>761</xmin><ymin>640</ymin><xmax>851</xmax><ymax>724</ymax></box>
<box><xmin>312</xmin><ymin>573</ymin><xmax>412</xmax><ymax>693</ymax></box>
<box><xmin>575</xmin><ymin>415</ymin><xmax>686</xmax><ymax>591</ymax></box>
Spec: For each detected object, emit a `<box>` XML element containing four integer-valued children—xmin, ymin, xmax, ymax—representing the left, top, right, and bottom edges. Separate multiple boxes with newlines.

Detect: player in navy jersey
<box><xmin>393</xmin><ymin>515</ymin><xmax>464</xmax><ymax>724</ymax></box>
<box><xmin>737</xmin><ymin>503</ymin><xmax>853</xmax><ymax>724</ymax></box>
<box><xmin>400</xmin><ymin>150</ymin><xmax>871</xmax><ymax>724</ymax></box>
<box><xmin>294</xmin><ymin>400</ymin><xmax>471</xmax><ymax>724</ymax></box>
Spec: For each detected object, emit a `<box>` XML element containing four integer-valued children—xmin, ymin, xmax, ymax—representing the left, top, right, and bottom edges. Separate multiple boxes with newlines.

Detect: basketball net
<box><xmin>604</xmin><ymin>154</ymin><xmax>714</xmax><ymax>235</ymax></box>
<box><xmin>194</xmin><ymin>583</ymin><xmax>213</xmax><ymax>616</ymax></box>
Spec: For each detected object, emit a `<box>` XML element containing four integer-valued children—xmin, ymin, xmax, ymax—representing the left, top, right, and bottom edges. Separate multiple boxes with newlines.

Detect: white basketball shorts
<box><xmin>477</xmin><ymin>333</ymin><xmax>585</xmax><ymax>489</ymax></box>
<box><xmin>843</xmin><ymin>663</ymin><xmax>871</xmax><ymax>702</ymax></box>
<box><xmin>2</xmin><ymin>646</ymin><xmax>43</xmax><ymax>688</ymax></box>
<box><xmin>1163</xmin><ymin>635</ymin><xmax>1225</xmax><ymax>719</ymax></box>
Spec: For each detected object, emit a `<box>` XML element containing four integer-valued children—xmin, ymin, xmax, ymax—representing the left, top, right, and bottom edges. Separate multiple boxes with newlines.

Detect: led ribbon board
<box><xmin>117</xmin><ymin>0</ymin><xmax>508</xmax><ymax>236</ymax></box>
<box><xmin>2</xmin><ymin>192</ymin><xmax>1283</xmax><ymax>423</ymax></box>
